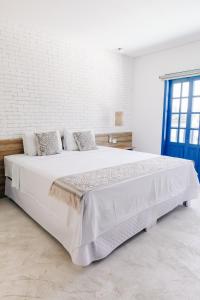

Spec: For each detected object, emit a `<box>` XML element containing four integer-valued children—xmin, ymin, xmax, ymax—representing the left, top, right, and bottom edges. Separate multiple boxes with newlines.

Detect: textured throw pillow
<box><xmin>63</xmin><ymin>129</ymin><xmax>96</xmax><ymax>151</ymax></box>
<box><xmin>73</xmin><ymin>131</ymin><xmax>97</xmax><ymax>151</ymax></box>
<box><xmin>35</xmin><ymin>131</ymin><xmax>62</xmax><ymax>156</ymax></box>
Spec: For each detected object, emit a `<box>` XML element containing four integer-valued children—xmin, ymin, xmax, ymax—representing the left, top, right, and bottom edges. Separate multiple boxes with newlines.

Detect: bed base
<box><xmin>144</xmin><ymin>220</ymin><xmax>157</xmax><ymax>232</ymax></box>
<box><xmin>5</xmin><ymin>177</ymin><xmax>195</xmax><ymax>266</ymax></box>
<box><xmin>144</xmin><ymin>200</ymin><xmax>191</xmax><ymax>232</ymax></box>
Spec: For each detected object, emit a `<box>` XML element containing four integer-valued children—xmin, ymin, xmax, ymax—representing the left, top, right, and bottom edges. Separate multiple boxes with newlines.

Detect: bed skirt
<box><xmin>5</xmin><ymin>177</ymin><xmax>197</xmax><ymax>266</ymax></box>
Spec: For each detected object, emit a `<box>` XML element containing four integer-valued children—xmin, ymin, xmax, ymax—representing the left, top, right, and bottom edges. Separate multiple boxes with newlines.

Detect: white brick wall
<box><xmin>0</xmin><ymin>24</ymin><xmax>134</xmax><ymax>138</ymax></box>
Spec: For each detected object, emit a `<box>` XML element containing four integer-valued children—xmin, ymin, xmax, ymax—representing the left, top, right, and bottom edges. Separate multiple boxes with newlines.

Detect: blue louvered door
<box><xmin>162</xmin><ymin>76</ymin><xmax>200</xmax><ymax>180</ymax></box>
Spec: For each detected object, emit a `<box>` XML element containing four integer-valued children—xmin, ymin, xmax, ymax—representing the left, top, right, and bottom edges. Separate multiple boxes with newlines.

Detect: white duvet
<box><xmin>5</xmin><ymin>146</ymin><xmax>157</xmax><ymax>190</ymax></box>
<box><xmin>4</xmin><ymin>147</ymin><xmax>200</xmax><ymax>265</ymax></box>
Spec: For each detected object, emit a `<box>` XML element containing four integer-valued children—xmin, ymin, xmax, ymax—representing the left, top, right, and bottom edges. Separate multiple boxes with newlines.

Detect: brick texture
<box><xmin>0</xmin><ymin>24</ymin><xmax>134</xmax><ymax>138</ymax></box>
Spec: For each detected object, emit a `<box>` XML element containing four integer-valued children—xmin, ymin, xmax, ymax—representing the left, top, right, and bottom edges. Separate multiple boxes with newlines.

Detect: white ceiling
<box><xmin>1</xmin><ymin>0</ymin><xmax>200</xmax><ymax>57</ymax></box>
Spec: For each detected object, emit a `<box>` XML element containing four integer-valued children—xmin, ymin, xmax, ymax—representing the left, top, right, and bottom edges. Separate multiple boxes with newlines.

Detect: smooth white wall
<box><xmin>132</xmin><ymin>41</ymin><xmax>200</xmax><ymax>154</ymax></box>
<box><xmin>0</xmin><ymin>23</ymin><xmax>134</xmax><ymax>138</ymax></box>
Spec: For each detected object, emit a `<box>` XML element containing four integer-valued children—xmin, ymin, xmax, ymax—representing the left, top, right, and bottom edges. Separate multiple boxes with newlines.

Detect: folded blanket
<box><xmin>49</xmin><ymin>156</ymin><xmax>190</xmax><ymax>211</ymax></box>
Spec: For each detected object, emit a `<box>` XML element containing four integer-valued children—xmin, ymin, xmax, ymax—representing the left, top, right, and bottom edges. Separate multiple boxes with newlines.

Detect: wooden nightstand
<box><xmin>95</xmin><ymin>132</ymin><xmax>134</xmax><ymax>150</ymax></box>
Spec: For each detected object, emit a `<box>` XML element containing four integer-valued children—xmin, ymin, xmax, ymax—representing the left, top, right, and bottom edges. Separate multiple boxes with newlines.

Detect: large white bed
<box><xmin>4</xmin><ymin>146</ymin><xmax>200</xmax><ymax>266</ymax></box>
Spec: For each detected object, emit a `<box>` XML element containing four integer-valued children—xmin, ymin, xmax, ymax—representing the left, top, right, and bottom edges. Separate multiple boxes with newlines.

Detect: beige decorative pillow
<box><xmin>73</xmin><ymin>131</ymin><xmax>97</xmax><ymax>151</ymax></box>
<box><xmin>35</xmin><ymin>131</ymin><xmax>62</xmax><ymax>156</ymax></box>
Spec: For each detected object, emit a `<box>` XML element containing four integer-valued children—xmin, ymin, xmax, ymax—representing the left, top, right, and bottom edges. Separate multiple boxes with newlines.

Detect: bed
<box><xmin>4</xmin><ymin>146</ymin><xmax>200</xmax><ymax>266</ymax></box>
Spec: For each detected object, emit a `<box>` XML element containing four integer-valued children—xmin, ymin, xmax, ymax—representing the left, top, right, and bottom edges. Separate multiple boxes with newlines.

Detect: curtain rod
<box><xmin>159</xmin><ymin>68</ymin><xmax>200</xmax><ymax>80</ymax></box>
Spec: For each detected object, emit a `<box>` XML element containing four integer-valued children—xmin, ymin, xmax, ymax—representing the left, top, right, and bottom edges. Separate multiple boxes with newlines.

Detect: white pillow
<box><xmin>63</xmin><ymin>130</ymin><xmax>78</xmax><ymax>151</ymax></box>
<box><xmin>63</xmin><ymin>129</ymin><xmax>95</xmax><ymax>151</ymax></box>
<box><xmin>23</xmin><ymin>132</ymin><xmax>37</xmax><ymax>156</ymax></box>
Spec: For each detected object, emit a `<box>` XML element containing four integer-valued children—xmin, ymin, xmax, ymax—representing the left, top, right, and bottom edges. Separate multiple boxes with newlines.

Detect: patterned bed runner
<box><xmin>49</xmin><ymin>156</ymin><xmax>188</xmax><ymax>211</ymax></box>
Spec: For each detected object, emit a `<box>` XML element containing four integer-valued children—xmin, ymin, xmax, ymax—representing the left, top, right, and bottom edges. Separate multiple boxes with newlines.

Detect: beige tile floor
<box><xmin>1</xmin><ymin>197</ymin><xmax>200</xmax><ymax>300</ymax></box>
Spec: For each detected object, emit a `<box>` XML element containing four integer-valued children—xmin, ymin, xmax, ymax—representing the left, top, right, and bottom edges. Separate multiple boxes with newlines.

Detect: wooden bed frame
<box><xmin>0</xmin><ymin>139</ymin><xmax>24</xmax><ymax>197</ymax></box>
<box><xmin>0</xmin><ymin>132</ymin><xmax>132</xmax><ymax>197</ymax></box>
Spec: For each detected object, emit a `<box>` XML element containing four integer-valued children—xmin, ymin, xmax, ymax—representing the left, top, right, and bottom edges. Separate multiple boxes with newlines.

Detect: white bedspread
<box><xmin>4</xmin><ymin>147</ymin><xmax>200</xmax><ymax>265</ymax></box>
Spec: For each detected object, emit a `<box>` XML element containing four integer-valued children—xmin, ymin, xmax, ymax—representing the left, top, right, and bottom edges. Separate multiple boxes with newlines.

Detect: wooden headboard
<box><xmin>95</xmin><ymin>132</ymin><xmax>132</xmax><ymax>149</ymax></box>
<box><xmin>0</xmin><ymin>138</ymin><xmax>24</xmax><ymax>197</ymax></box>
<box><xmin>0</xmin><ymin>131</ymin><xmax>132</xmax><ymax>197</ymax></box>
